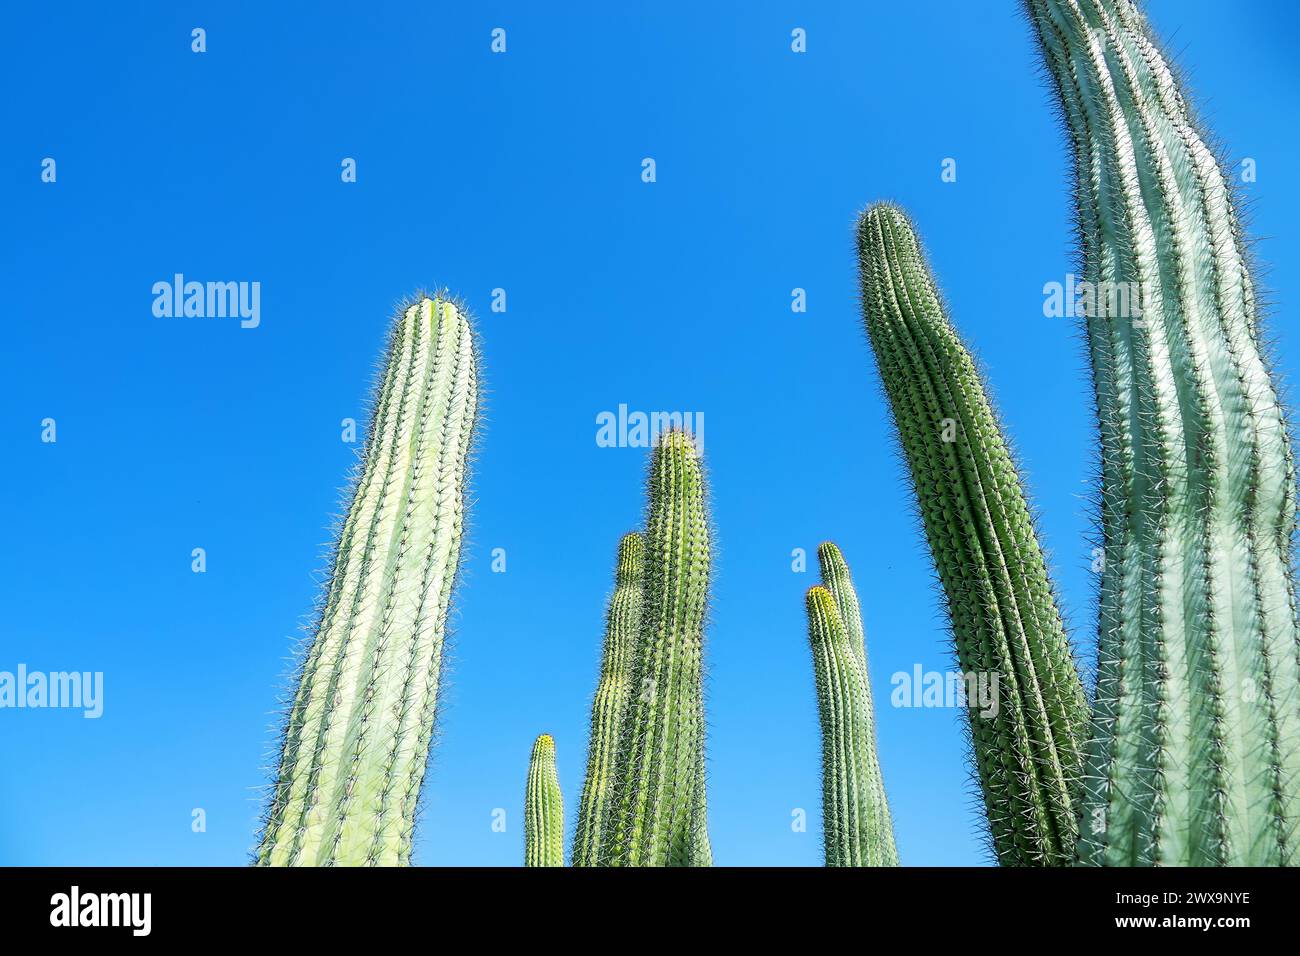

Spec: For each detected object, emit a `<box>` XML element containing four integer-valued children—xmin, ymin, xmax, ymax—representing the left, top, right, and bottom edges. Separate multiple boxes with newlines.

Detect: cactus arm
<box><xmin>572</xmin><ymin>532</ymin><xmax>644</xmax><ymax>867</ymax></box>
<box><xmin>813</xmin><ymin>545</ymin><xmax>898</xmax><ymax>865</ymax></box>
<box><xmin>601</xmin><ymin>430</ymin><xmax>712</xmax><ymax>866</ymax></box>
<box><xmin>257</xmin><ymin>295</ymin><xmax>478</xmax><ymax>866</ymax></box>
<box><xmin>1027</xmin><ymin>0</ymin><xmax>1300</xmax><ymax>866</ymax></box>
<box><xmin>524</xmin><ymin>734</ymin><xmax>565</xmax><ymax>867</ymax></box>
<box><xmin>806</xmin><ymin>582</ymin><xmax>899</xmax><ymax>866</ymax></box>
<box><xmin>807</xmin><ymin>586</ymin><xmax>867</xmax><ymax>867</ymax></box>
<box><xmin>857</xmin><ymin>205</ymin><xmax>1089</xmax><ymax>865</ymax></box>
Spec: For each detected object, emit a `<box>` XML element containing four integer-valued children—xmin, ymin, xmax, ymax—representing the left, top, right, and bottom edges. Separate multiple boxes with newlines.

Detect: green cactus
<box><xmin>524</xmin><ymin>734</ymin><xmax>565</xmax><ymax>867</ymax></box>
<box><xmin>1027</xmin><ymin>0</ymin><xmax>1300</xmax><ymax>865</ymax></box>
<box><xmin>572</xmin><ymin>532</ymin><xmax>644</xmax><ymax>867</ymax></box>
<box><xmin>857</xmin><ymin>205</ymin><xmax>1089</xmax><ymax>866</ymax></box>
<box><xmin>600</xmin><ymin>429</ymin><xmax>712</xmax><ymax>866</ymax></box>
<box><xmin>806</xmin><ymin>545</ymin><xmax>898</xmax><ymax>865</ymax></box>
<box><xmin>818</xmin><ymin>543</ymin><xmax>872</xmax><ymax>680</ymax></box>
<box><xmin>257</xmin><ymin>294</ymin><xmax>479</xmax><ymax>867</ymax></box>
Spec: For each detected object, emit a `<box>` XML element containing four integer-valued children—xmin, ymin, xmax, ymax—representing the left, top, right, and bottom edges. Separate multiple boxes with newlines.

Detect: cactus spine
<box><xmin>257</xmin><ymin>294</ymin><xmax>479</xmax><ymax>867</ymax></box>
<box><xmin>1028</xmin><ymin>0</ymin><xmax>1300</xmax><ymax>865</ymax></box>
<box><xmin>572</xmin><ymin>533</ymin><xmax>644</xmax><ymax>867</ymax></box>
<box><xmin>807</xmin><ymin>543</ymin><xmax>898</xmax><ymax>865</ymax></box>
<box><xmin>600</xmin><ymin>430</ymin><xmax>712</xmax><ymax>866</ymax></box>
<box><xmin>857</xmin><ymin>205</ymin><xmax>1089</xmax><ymax>865</ymax></box>
<box><xmin>525</xmin><ymin>734</ymin><xmax>564</xmax><ymax>867</ymax></box>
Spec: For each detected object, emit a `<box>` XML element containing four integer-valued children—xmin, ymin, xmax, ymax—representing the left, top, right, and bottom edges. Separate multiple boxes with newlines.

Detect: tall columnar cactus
<box><xmin>600</xmin><ymin>430</ymin><xmax>712</xmax><ymax>866</ymax></box>
<box><xmin>572</xmin><ymin>532</ymin><xmax>644</xmax><ymax>867</ymax></box>
<box><xmin>1027</xmin><ymin>0</ymin><xmax>1300</xmax><ymax>866</ymax></box>
<box><xmin>806</xmin><ymin>545</ymin><xmax>898</xmax><ymax>865</ymax></box>
<box><xmin>857</xmin><ymin>205</ymin><xmax>1089</xmax><ymax>865</ymax></box>
<box><xmin>257</xmin><ymin>294</ymin><xmax>479</xmax><ymax>867</ymax></box>
<box><xmin>524</xmin><ymin>734</ymin><xmax>565</xmax><ymax>867</ymax></box>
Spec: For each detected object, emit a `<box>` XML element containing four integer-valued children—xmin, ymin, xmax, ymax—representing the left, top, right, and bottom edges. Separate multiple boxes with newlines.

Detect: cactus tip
<box><xmin>806</xmin><ymin>584</ymin><xmax>834</xmax><ymax>607</ymax></box>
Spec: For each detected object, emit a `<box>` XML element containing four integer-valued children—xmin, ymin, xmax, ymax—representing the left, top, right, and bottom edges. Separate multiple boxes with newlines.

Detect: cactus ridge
<box><xmin>857</xmin><ymin>204</ymin><xmax>1090</xmax><ymax>865</ymax></box>
<box><xmin>572</xmin><ymin>532</ymin><xmax>645</xmax><ymax>867</ymax></box>
<box><xmin>257</xmin><ymin>294</ymin><xmax>479</xmax><ymax>866</ymax></box>
<box><xmin>807</xmin><ymin>551</ymin><xmax>898</xmax><ymax>865</ymax></box>
<box><xmin>525</xmin><ymin>734</ymin><xmax>565</xmax><ymax>867</ymax></box>
<box><xmin>1027</xmin><ymin>0</ymin><xmax>1300</xmax><ymax>866</ymax></box>
<box><xmin>600</xmin><ymin>429</ymin><xmax>712</xmax><ymax>866</ymax></box>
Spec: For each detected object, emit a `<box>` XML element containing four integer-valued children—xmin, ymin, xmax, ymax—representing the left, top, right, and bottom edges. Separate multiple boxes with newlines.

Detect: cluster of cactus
<box><xmin>522</xmin><ymin>429</ymin><xmax>714</xmax><ymax>867</ymax></box>
<box><xmin>851</xmin><ymin>0</ymin><xmax>1299</xmax><ymax>866</ymax></box>
<box><xmin>256</xmin><ymin>0</ymin><xmax>1298</xmax><ymax>868</ymax></box>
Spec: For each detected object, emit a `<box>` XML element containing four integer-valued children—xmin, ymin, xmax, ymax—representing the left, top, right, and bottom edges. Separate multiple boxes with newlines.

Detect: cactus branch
<box><xmin>572</xmin><ymin>532</ymin><xmax>644</xmax><ymax>867</ymax></box>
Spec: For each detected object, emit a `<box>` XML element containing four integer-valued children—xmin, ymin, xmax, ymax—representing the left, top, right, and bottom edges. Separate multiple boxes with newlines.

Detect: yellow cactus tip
<box><xmin>655</xmin><ymin>427</ymin><xmax>698</xmax><ymax>454</ymax></box>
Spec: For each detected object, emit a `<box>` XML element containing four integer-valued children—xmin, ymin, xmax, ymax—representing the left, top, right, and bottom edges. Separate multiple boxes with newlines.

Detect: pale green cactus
<box><xmin>257</xmin><ymin>294</ymin><xmax>479</xmax><ymax>867</ymax></box>
<box><xmin>1027</xmin><ymin>0</ymin><xmax>1300</xmax><ymax>865</ymax></box>
<box><xmin>600</xmin><ymin>430</ymin><xmax>712</xmax><ymax>866</ymax></box>
<box><xmin>524</xmin><ymin>734</ymin><xmax>564</xmax><ymax>867</ymax></box>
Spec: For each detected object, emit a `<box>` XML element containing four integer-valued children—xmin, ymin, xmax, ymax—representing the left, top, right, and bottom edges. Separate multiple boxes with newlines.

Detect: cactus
<box><xmin>572</xmin><ymin>532</ymin><xmax>644</xmax><ymax>867</ymax></box>
<box><xmin>857</xmin><ymin>204</ymin><xmax>1089</xmax><ymax>865</ymax></box>
<box><xmin>806</xmin><ymin>545</ymin><xmax>898</xmax><ymax>865</ymax></box>
<box><xmin>257</xmin><ymin>294</ymin><xmax>479</xmax><ymax>867</ymax></box>
<box><xmin>600</xmin><ymin>430</ymin><xmax>712</xmax><ymax>866</ymax></box>
<box><xmin>1027</xmin><ymin>0</ymin><xmax>1300</xmax><ymax>865</ymax></box>
<box><xmin>818</xmin><ymin>543</ymin><xmax>872</xmax><ymax>680</ymax></box>
<box><xmin>524</xmin><ymin>734</ymin><xmax>565</xmax><ymax>867</ymax></box>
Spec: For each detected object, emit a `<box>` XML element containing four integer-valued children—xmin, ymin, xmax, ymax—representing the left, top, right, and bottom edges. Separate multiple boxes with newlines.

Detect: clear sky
<box><xmin>2</xmin><ymin>1</ymin><xmax>1297</xmax><ymax>866</ymax></box>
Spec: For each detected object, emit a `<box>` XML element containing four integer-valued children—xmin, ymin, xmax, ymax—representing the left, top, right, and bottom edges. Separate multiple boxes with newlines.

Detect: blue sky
<box><xmin>2</xmin><ymin>1</ymin><xmax>1297</xmax><ymax>866</ymax></box>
